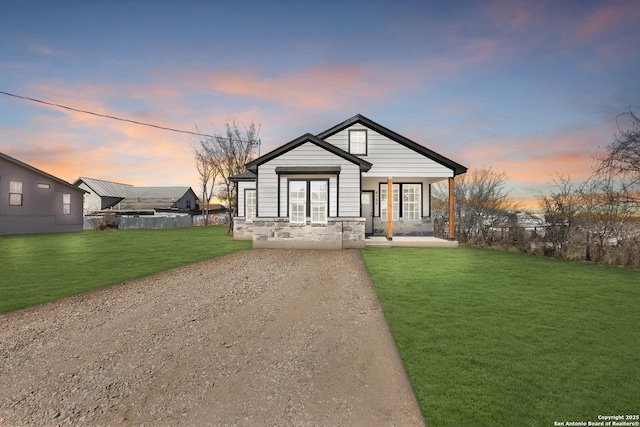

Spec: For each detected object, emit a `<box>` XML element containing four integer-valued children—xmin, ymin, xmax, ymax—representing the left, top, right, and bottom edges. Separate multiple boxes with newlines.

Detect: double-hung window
<box><xmin>289</xmin><ymin>180</ymin><xmax>328</xmax><ymax>224</ymax></box>
<box><xmin>380</xmin><ymin>184</ymin><xmax>399</xmax><ymax>221</ymax></box>
<box><xmin>349</xmin><ymin>130</ymin><xmax>367</xmax><ymax>155</ymax></box>
<box><xmin>402</xmin><ymin>184</ymin><xmax>421</xmax><ymax>221</ymax></box>
<box><xmin>310</xmin><ymin>181</ymin><xmax>328</xmax><ymax>224</ymax></box>
<box><xmin>289</xmin><ymin>181</ymin><xmax>306</xmax><ymax>224</ymax></box>
<box><xmin>9</xmin><ymin>181</ymin><xmax>23</xmax><ymax>206</ymax></box>
<box><xmin>380</xmin><ymin>183</ymin><xmax>421</xmax><ymax>221</ymax></box>
<box><xmin>245</xmin><ymin>189</ymin><xmax>256</xmax><ymax>222</ymax></box>
<box><xmin>63</xmin><ymin>193</ymin><xmax>71</xmax><ymax>215</ymax></box>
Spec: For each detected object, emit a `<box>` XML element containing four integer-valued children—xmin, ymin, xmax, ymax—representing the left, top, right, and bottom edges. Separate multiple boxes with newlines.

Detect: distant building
<box><xmin>0</xmin><ymin>152</ymin><xmax>86</xmax><ymax>235</ymax></box>
<box><xmin>74</xmin><ymin>177</ymin><xmax>198</xmax><ymax>215</ymax></box>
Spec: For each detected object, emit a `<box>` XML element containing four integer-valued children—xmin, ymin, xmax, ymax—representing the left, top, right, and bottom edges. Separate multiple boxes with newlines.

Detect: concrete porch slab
<box><xmin>365</xmin><ymin>236</ymin><xmax>459</xmax><ymax>248</ymax></box>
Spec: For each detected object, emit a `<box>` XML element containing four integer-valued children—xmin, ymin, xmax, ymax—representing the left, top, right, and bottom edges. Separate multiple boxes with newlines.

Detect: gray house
<box><xmin>231</xmin><ymin>114</ymin><xmax>467</xmax><ymax>249</ymax></box>
<box><xmin>0</xmin><ymin>152</ymin><xmax>86</xmax><ymax>235</ymax></box>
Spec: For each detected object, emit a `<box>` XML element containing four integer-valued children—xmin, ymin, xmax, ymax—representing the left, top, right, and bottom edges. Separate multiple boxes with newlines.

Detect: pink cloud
<box><xmin>574</xmin><ymin>1</ymin><xmax>640</xmax><ymax>43</ymax></box>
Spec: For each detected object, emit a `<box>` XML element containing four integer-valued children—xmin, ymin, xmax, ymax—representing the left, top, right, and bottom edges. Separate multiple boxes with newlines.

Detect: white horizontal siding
<box><xmin>324</xmin><ymin>124</ymin><xmax>454</xmax><ymax>178</ymax></box>
<box><xmin>236</xmin><ymin>181</ymin><xmax>255</xmax><ymax>217</ymax></box>
<box><xmin>257</xmin><ymin>141</ymin><xmax>361</xmax><ymax>218</ymax></box>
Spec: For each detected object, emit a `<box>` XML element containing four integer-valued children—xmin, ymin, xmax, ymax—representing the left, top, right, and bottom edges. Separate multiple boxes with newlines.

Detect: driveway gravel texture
<box><xmin>0</xmin><ymin>249</ymin><xmax>425</xmax><ymax>426</ymax></box>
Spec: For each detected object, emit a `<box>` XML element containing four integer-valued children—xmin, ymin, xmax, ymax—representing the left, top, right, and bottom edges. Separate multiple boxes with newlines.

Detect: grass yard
<box><xmin>361</xmin><ymin>245</ymin><xmax>640</xmax><ymax>427</ymax></box>
<box><xmin>0</xmin><ymin>226</ymin><xmax>251</xmax><ymax>313</ymax></box>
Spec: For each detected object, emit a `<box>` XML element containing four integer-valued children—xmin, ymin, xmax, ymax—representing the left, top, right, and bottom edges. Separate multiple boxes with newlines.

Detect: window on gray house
<box><xmin>9</xmin><ymin>181</ymin><xmax>23</xmax><ymax>206</ymax></box>
<box><xmin>63</xmin><ymin>193</ymin><xmax>71</xmax><ymax>215</ymax></box>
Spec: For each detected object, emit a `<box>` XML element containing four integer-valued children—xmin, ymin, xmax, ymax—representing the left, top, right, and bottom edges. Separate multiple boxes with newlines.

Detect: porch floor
<box><xmin>364</xmin><ymin>236</ymin><xmax>459</xmax><ymax>248</ymax></box>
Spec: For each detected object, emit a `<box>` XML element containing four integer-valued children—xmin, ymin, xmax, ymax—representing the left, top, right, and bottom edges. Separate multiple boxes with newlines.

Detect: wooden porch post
<box><xmin>448</xmin><ymin>177</ymin><xmax>455</xmax><ymax>240</ymax></box>
<box><xmin>387</xmin><ymin>177</ymin><xmax>393</xmax><ymax>240</ymax></box>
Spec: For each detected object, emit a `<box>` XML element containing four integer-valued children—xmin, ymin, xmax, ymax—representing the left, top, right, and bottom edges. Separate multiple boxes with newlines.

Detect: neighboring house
<box><xmin>74</xmin><ymin>177</ymin><xmax>198</xmax><ymax>215</ymax></box>
<box><xmin>74</xmin><ymin>177</ymin><xmax>132</xmax><ymax>214</ymax></box>
<box><xmin>0</xmin><ymin>152</ymin><xmax>86</xmax><ymax>235</ymax></box>
<box><xmin>117</xmin><ymin>187</ymin><xmax>198</xmax><ymax>213</ymax></box>
<box><xmin>230</xmin><ymin>114</ymin><xmax>467</xmax><ymax>249</ymax></box>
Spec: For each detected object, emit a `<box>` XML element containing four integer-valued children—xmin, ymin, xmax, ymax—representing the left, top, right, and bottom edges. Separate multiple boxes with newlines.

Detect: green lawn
<box><xmin>361</xmin><ymin>245</ymin><xmax>640</xmax><ymax>427</ymax></box>
<box><xmin>0</xmin><ymin>226</ymin><xmax>251</xmax><ymax>313</ymax></box>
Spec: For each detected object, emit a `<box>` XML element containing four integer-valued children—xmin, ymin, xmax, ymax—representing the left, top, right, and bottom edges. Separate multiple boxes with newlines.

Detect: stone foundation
<box><xmin>232</xmin><ymin>218</ymin><xmax>253</xmax><ymax>240</ymax></box>
<box><xmin>235</xmin><ymin>217</ymin><xmax>365</xmax><ymax>249</ymax></box>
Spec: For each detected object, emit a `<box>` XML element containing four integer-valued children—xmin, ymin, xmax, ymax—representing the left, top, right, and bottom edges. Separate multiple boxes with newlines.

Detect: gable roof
<box><xmin>245</xmin><ymin>133</ymin><xmax>372</xmax><ymax>172</ymax></box>
<box><xmin>316</xmin><ymin>114</ymin><xmax>467</xmax><ymax>176</ymax></box>
<box><xmin>74</xmin><ymin>177</ymin><xmax>132</xmax><ymax>198</ymax></box>
<box><xmin>1</xmin><ymin>152</ymin><xmax>87</xmax><ymax>193</ymax></box>
<box><xmin>125</xmin><ymin>187</ymin><xmax>193</xmax><ymax>199</ymax></box>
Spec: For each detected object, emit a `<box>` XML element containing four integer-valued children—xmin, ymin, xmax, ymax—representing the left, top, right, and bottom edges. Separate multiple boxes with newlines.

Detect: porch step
<box><xmin>365</xmin><ymin>237</ymin><xmax>391</xmax><ymax>248</ymax></box>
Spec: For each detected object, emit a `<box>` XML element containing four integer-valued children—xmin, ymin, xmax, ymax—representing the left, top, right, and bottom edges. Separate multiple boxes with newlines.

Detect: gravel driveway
<box><xmin>0</xmin><ymin>249</ymin><xmax>424</xmax><ymax>426</ymax></box>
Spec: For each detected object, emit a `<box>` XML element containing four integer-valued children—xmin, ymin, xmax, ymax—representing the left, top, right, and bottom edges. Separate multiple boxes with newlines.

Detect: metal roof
<box><xmin>125</xmin><ymin>187</ymin><xmax>192</xmax><ymax>199</ymax></box>
<box><xmin>75</xmin><ymin>177</ymin><xmax>132</xmax><ymax>198</ymax></box>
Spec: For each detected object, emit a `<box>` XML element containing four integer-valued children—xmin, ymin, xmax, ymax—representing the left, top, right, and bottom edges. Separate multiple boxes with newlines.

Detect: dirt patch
<box><xmin>0</xmin><ymin>249</ymin><xmax>424</xmax><ymax>426</ymax></box>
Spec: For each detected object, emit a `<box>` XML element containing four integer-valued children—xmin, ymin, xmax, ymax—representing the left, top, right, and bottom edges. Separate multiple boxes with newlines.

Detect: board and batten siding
<box><xmin>324</xmin><ymin>124</ymin><xmax>454</xmax><ymax>178</ymax></box>
<box><xmin>257</xmin><ymin>142</ymin><xmax>361</xmax><ymax>217</ymax></box>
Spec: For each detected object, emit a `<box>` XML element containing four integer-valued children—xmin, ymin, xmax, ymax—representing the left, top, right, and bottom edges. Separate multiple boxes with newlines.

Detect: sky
<box><xmin>1</xmin><ymin>0</ymin><xmax>639</xmax><ymax>209</ymax></box>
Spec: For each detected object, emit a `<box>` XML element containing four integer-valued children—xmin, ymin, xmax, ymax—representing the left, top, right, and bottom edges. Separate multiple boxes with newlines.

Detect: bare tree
<box><xmin>433</xmin><ymin>166</ymin><xmax>519</xmax><ymax>244</ymax></box>
<box><xmin>193</xmin><ymin>147</ymin><xmax>218</xmax><ymax>226</ymax></box>
<box><xmin>196</xmin><ymin>119</ymin><xmax>260</xmax><ymax>233</ymax></box>
<box><xmin>537</xmin><ymin>175</ymin><xmax>580</xmax><ymax>257</ymax></box>
<box><xmin>596</xmin><ymin>111</ymin><xmax>640</xmax><ymax>205</ymax></box>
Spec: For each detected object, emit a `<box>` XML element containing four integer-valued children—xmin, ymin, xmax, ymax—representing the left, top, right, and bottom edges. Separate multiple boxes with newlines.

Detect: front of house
<box><xmin>231</xmin><ymin>114</ymin><xmax>467</xmax><ymax>249</ymax></box>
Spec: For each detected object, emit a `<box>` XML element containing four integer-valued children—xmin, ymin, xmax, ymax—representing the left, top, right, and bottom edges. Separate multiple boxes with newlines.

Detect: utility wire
<box><xmin>0</xmin><ymin>90</ymin><xmax>215</xmax><ymax>138</ymax></box>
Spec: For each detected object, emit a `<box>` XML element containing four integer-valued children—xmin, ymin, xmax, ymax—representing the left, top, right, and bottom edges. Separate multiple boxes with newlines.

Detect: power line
<box><xmin>0</xmin><ymin>90</ymin><xmax>215</xmax><ymax>138</ymax></box>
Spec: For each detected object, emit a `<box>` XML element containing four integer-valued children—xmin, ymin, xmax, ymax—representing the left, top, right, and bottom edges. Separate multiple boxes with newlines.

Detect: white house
<box><xmin>230</xmin><ymin>114</ymin><xmax>467</xmax><ymax>249</ymax></box>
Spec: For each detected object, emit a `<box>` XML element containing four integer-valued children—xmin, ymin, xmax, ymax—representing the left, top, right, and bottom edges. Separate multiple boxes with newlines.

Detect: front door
<box><xmin>361</xmin><ymin>191</ymin><xmax>374</xmax><ymax>235</ymax></box>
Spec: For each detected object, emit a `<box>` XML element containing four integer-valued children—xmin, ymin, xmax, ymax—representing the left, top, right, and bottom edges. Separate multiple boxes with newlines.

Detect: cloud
<box><xmin>573</xmin><ymin>1</ymin><xmax>640</xmax><ymax>44</ymax></box>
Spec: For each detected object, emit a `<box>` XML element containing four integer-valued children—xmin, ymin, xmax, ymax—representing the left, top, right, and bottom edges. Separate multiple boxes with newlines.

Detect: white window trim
<box><xmin>402</xmin><ymin>184</ymin><xmax>421</xmax><ymax>221</ymax></box>
<box><xmin>245</xmin><ymin>189</ymin><xmax>256</xmax><ymax>222</ymax></box>
<box><xmin>289</xmin><ymin>181</ymin><xmax>306</xmax><ymax>224</ymax></box>
<box><xmin>310</xmin><ymin>181</ymin><xmax>328</xmax><ymax>224</ymax></box>
<box><xmin>380</xmin><ymin>183</ymin><xmax>399</xmax><ymax>221</ymax></box>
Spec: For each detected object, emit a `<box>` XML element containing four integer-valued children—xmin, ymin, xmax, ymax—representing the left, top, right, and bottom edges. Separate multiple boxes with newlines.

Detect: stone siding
<box><xmin>232</xmin><ymin>218</ymin><xmax>253</xmax><ymax>241</ymax></box>
<box><xmin>235</xmin><ymin>217</ymin><xmax>365</xmax><ymax>249</ymax></box>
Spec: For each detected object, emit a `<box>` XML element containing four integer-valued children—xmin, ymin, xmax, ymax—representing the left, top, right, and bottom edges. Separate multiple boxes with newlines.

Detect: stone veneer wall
<box><xmin>239</xmin><ymin>217</ymin><xmax>365</xmax><ymax>250</ymax></box>
<box><xmin>232</xmin><ymin>218</ymin><xmax>253</xmax><ymax>241</ymax></box>
<box><xmin>373</xmin><ymin>217</ymin><xmax>434</xmax><ymax>236</ymax></box>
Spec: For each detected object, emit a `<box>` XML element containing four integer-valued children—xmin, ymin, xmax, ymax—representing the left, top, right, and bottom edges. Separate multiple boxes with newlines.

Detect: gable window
<box><xmin>289</xmin><ymin>180</ymin><xmax>329</xmax><ymax>224</ymax></box>
<box><xmin>9</xmin><ymin>181</ymin><xmax>23</xmax><ymax>206</ymax></box>
<box><xmin>186</xmin><ymin>199</ymin><xmax>192</xmax><ymax>209</ymax></box>
<box><xmin>245</xmin><ymin>189</ymin><xmax>256</xmax><ymax>222</ymax></box>
<box><xmin>63</xmin><ymin>193</ymin><xmax>71</xmax><ymax>215</ymax></box>
<box><xmin>349</xmin><ymin>129</ymin><xmax>367</xmax><ymax>155</ymax></box>
<box><xmin>37</xmin><ymin>183</ymin><xmax>50</xmax><ymax>189</ymax></box>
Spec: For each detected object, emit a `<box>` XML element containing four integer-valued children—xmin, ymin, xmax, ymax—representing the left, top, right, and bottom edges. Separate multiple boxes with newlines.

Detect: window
<box><xmin>9</xmin><ymin>181</ymin><xmax>22</xmax><ymax>206</ymax></box>
<box><xmin>349</xmin><ymin>129</ymin><xmax>367</xmax><ymax>155</ymax></box>
<box><xmin>289</xmin><ymin>181</ymin><xmax>306</xmax><ymax>224</ymax></box>
<box><xmin>245</xmin><ymin>189</ymin><xmax>256</xmax><ymax>222</ymax></box>
<box><xmin>380</xmin><ymin>183</ymin><xmax>421</xmax><ymax>221</ymax></box>
<box><xmin>403</xmin><ymin>184</ymin><xmax>421</xmax><ymax>221</ymax></box>
<box><xmin>63</xmin><ymin>193</ymin><xmax>71</xmax><ymax>215</ymax></box>
<box><xmin>310</xmin><ymin>181</ymin><xmax>328</xmax><ymax>224</ymax></box>
<box><xmin>37</xmin><ymin>183</ymin><xmax>50</xmax><ymax>189</ymax></box>
<box><xmin>289</xmin><ymin>180</ymin><xmax>329</xmax><ymax>224</ymax></box>
<box><xmin>186</xmin><ymin>199</ymin><xmax>192</xmax><ymax>209</ymax></box>
<box><xmin>380</xmin><ymin>184</ymin><xmax>399</xmax><ymax>221</ymax></box>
